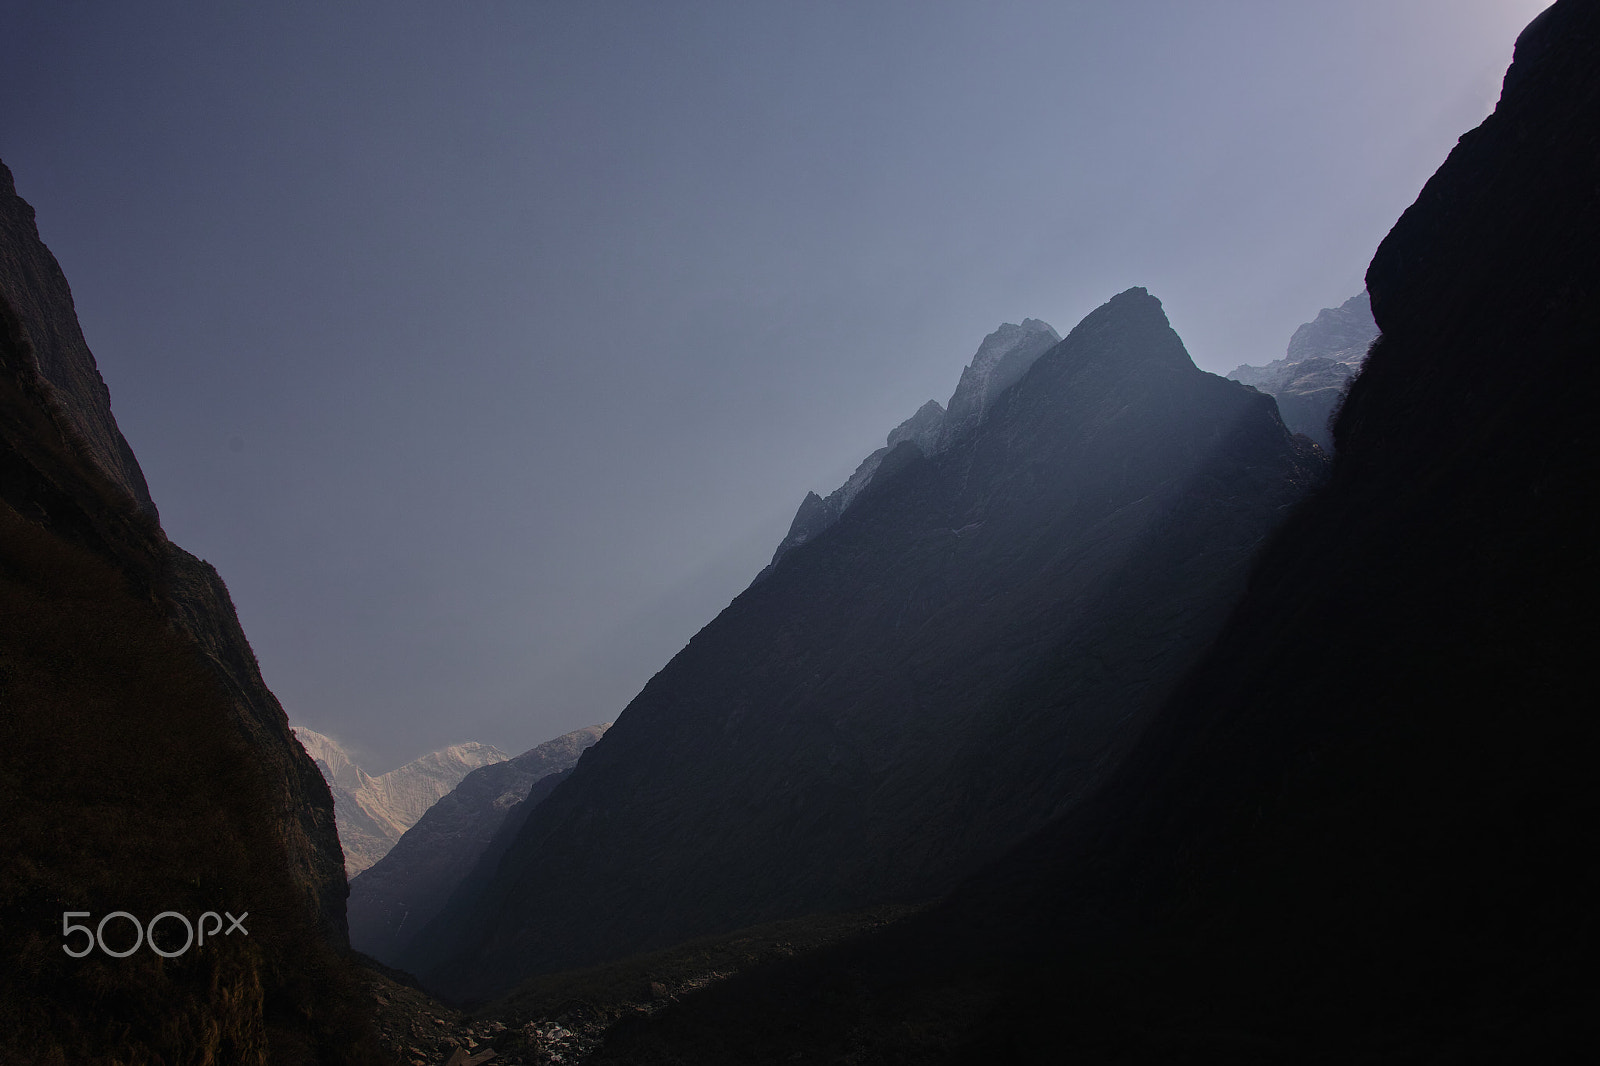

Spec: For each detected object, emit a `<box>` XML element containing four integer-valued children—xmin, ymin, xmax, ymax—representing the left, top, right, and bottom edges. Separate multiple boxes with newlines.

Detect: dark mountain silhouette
<box><xmin>0</xmin><ymin>160</ymin><xmax>380</xmax><ymax>1063</ymax></box>
<box><xmin>592</xmin><ymin>3</ymin><xmax>1600</xmax><ymax>1061</ymax></box>
<box><xmin>404</xmin><ymin>286</ymin><xmax>1326</xmax><ymax>1002</ymax></box>
<box><xmin>1228</xmin><ymin>292</ymin><xmax>1377</xmax><ymax>450</ymax></box>
<box><xmin>349</xmin><ymin>724</ymin><xmax>608</xmax><ymax>964</ymax></box>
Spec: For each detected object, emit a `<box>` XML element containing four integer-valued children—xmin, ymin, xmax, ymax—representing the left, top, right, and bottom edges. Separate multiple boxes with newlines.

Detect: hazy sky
<box><xmin>1</xmin><ymin>1</ymin><xmax>1547</xmax><ymax>770</ymax></box>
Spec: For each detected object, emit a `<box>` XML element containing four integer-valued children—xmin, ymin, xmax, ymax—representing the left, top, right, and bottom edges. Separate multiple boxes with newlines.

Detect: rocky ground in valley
<box><xmin>364</xmin><ymin>966</ymin><xmax>601</xmax><ymax>1065</ymax></box>
<box><xmin>358</xmin><ymin>905</ymin><xmax>921</xmax><ymax>1064</ymax></box>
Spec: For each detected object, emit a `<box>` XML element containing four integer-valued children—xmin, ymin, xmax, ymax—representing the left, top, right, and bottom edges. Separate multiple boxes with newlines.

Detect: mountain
<box><xmin>1227</xmin><ymin>292</ymin><xmax>1378</xmax><ymax>450</ymax></box>
<box><xmin>938</xmin><ymin>317</ymin><xmax>1062</xmax><ymax>445</ymax></box>
<box><xmin>0</xmin><ymin>160</ymin><xmax>381</xmax><ymax>1062</ymax></box>
<box><xmin>348</xmin><ymin>724</ymin><xmax>609</xmax><ymax>963</ymax></box>
<box><xmin>294</xmin><ymin>726</ymin><xmax>509</xmax><ymax>876</ymax></box>
<box><xmin>766</xmin><ymin>317</ymin><xmax>1059</xmax><ymax>569</ymax></box>
<box><xmin>403</xmin><ymin>287</ymin><xmax>1326</xmax><ymax>1001</ymax></box>
<box><xmin>594</xmin><ymin>4</ymin><xmax>1600</xmax><ymax>1060</ymax></box>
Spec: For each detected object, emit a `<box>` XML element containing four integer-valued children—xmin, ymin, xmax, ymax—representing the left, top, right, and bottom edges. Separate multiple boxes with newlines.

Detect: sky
<box><xmin>1</xmin><ymin>1</ymin><xmax>1549</xmax><ymax>771</ymax></box>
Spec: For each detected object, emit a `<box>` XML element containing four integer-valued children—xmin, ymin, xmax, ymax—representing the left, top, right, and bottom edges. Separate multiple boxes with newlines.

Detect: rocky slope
<box><xmin>405</xmin><ymin>287</ymin><xmax>1325</xmax><ymax>1001</ymax></box>
<box><xmin>1227</xmin><ymin>292</ymin><xmax>1377</xmax><ymax>450</ymax></box>
<box><xmin>0</xmin><ymin>159</ymin><xmax>381</xmax><ymax>1062</ymax></box>
<box><xmin>0</xmin><ymin>161</ymin><xmax>352</xmax><ymax>945</ymax></box>
<box><xmin>594</xmin><ymin>4</ymin><xmax>1600</xmax><ymax>1060</ymax></box>
<box><xmin>766</xmin><ymin>317</ymin><xmax>1059</xmax><ymax>569</ymax></box>
<box><xmin>295</xmin><ymin>726</ymin><xmax>510</xmax><ymax>876</ymax></box>
<box><xmin>349</xmin><ymin>724</ymin><xmax>609</xmax><ymax>964</ymax></box>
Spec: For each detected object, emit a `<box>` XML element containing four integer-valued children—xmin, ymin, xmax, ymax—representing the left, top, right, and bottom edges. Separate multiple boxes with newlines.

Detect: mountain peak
<box><xmin>1042</xmin><ymin>286</ymin><xmax>1192</xmax><ymax>376</ymax></box>
<box><xmin>1285</xmin><ymin>291</ymin><xmax>1377</xmax><ymax>364</ymax></box>
<box><xmin>407</xmin><ymin>284</ymin><xmax>1326</xmax><ymax>996</ymax></box>
<box><xmin>940</xmin><ymin>316</ymin><xmax>1061</xmax><ymax>445</ymax></box>
<box><xmin>767</xmin><ymin>316</ymin><xmax>1060</xmax><ymax>573</ymax></box>
<box><xmin>1225</xmin><ymin>292</ymin><xmax>1377</xmax><ymax>451</ymax></box>
<box><xmin>885</xmin><ymin>399</ymin><xmax>946</xmax><ymax>452</ymax></box>
<box><xmin>1082</xmin><ymin>285</ymin><xmax>1164</xmax><ymax>328</ymax></box>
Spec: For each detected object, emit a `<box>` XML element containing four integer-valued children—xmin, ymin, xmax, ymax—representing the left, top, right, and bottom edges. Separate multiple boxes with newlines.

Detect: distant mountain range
<box><xmin>1228</xmin><ymin>292</ymin><xmax>1378</xmax><ymax>450</ymax></box>
<box><xmin>347</xmin><ymin>723</ymin><xmax>609</xmax><ymax>964</ymax></box>
<box><xmin>403</xmin><ymin>285</ymin><xmax>1327</xmax><ymax>1001</ymax></box>
<box><xmin>293</xmin><ymin>727</ymin><xmax>509</xmax><ymax>876</ymax></box>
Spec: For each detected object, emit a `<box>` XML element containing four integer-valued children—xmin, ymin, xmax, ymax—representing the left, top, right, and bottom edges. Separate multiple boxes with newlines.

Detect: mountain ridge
<box><xmin>765</xmin><ymin>316</ymin><xmax>1060</xmax><ymax>571</ymax></box>
<box><xmin>405</xmin><ymin>284</ymin><xmax>1326</xmax><ymax>1001</ymax></box>
<box><xmin>347</xmin><ymin>723</ymin><xmax>609</xmax><ymax>964</ymax></box>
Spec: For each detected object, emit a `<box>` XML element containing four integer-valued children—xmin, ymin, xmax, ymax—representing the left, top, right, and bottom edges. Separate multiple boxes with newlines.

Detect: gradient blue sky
<box><xmin>1</xmin><ymin>1</ymin><xmax>1548</xmax><ymax>770</ymax></box>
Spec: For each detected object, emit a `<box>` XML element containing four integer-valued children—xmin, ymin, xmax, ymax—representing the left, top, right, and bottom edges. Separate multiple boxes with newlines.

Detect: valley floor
<box><xmin>359</xmin><ymin>904</ymin><xmax>924</xmax><ymax>1064</ymax></box>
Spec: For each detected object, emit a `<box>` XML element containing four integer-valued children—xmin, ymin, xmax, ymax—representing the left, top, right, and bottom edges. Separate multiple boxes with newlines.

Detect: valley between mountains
<box><xmin>1</xmin><ymin>2</ymin><xmax>1596</xmax><ymax>1063</ymax></box>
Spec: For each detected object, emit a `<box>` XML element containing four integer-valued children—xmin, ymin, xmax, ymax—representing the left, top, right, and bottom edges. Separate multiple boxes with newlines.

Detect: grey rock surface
<box><xmin>1227</xmin><ymin>292</ymin><xmax>1377</xmax><ymax>450</ymax></box>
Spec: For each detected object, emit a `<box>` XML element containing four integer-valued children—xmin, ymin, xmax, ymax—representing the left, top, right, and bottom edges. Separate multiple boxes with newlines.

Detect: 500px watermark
<box><xmin>61</xmin><ymin>910</ymin><xmax>248</xmax><ymax>958</ymax></box>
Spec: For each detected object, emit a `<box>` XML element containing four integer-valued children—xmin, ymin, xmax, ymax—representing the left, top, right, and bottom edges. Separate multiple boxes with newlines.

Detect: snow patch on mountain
<box><xmin>1227</xmin><ymin>293</ymin><xmax>1378</xmax><ymax>450</ymax></box>
<box><xmin>292</xmin><ymin>727</ymin><xmax>509</xmax><ymax>876</ymax></box>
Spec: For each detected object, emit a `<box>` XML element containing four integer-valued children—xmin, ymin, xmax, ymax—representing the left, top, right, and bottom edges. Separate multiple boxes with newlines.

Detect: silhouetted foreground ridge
<box><xmin>592</xmin><ymin>3</ymin><xmax>1600</xmax><ymax>1061</ymax></box>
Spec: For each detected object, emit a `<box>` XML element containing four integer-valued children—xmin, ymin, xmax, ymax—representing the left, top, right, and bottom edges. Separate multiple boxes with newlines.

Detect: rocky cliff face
<box><xmin>0</xmin><ymin>167</ymin><xmax>156</xmax><ymax>518</ymax></box>
<box><xmin>294</xmin><ymin>727</ymin><xmax>509</xmax><ymax>876</ymax></box>
<box><xmin>348</xmin><ymin>724</ymin><xmax>608</xmax><ymax>965</ymax></box>
<box><xmin>0</xmin><ymin>159</ymin><xmax>381</xmax><ymax>1063</ymax></box>
<box><xmin>404</xmin><ymin>287</ymin><xmax>1325</xmax><ymax>1001</ymax></box>
<box><xmin>0</xmin><ymin>160</ymin><xmax>352</xmax><ymax>946</ymax></box>
<box><xmin>766</xmin><ymin>317</ymin><xmax>1059</xmax><ymax>570</ymax></box>
<box><xmin>595</xmin><ymin>5</ymin><xmax>1600</xmax><ymax>1060</ymax></box>
<box><xmin>1227</xmin><ymin>292</ymin><xmax>1377</xmax><ymax>450</ymax></box>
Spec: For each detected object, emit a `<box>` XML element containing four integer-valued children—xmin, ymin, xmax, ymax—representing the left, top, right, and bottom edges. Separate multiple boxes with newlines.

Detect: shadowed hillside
<box><xmin>349</xmin><ymin>724</ymin><xmax>608</xmax><ymax>964</ymax></box>
<box><xmin>592</xmin><ymin>3</ymin><xmax>1600</xmax><ymax>1060</ymax></box>
<box><xmin>0</xmin><ymin>160</ymin><xmax>382</xmax><ymax>1064</ymax></box>
<box><xmin>407</xmin><ymin>287</ymin><xmax>1326</xmax><ymax>1002</ymax></box>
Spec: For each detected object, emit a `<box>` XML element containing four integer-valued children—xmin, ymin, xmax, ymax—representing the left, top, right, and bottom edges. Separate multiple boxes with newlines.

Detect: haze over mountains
<box><xmin>293</xmin><ymin>726</ymin><xmax>508</xmax><ymax>876</ymax></box>
<box><xmin>405</xmin><ymin>286</ymin><xmax>1327</xmax><ymax>999</ymax></box>
<box><xmin>591</xmin><ymin>2</ymin><xmax>1600</xmax><ymax>1059</ymax></box>
<box><xmin>348</xmin><ymin>723</ymin><xmax>609</xmax><ymax>964</ymax></box>
<box><xmin>1</xmin><ymin>3</ymin><xmax>1591</xmax><ymax>1062</ymax></box>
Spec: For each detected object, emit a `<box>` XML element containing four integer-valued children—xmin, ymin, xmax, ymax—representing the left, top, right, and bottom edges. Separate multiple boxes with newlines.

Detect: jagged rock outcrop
<box><xmin>1228</xmin><ymin>292</ymin><xmax>1377</xmax><ymax>450</ymax></box>
<box><xmin>594</xmin><ymin>5</ymin><xmax>1600</xmax><ymax>1060</ymax></box>
<box><xmin>294</xmin><ymin>727</ymin><xmax>509</xmax><ymax>876</ymax></box>
<box><xmin>0</xmin><ymin>159</ymin><xmax>381</xmax><ymax>1062</ymax></box>
<box><xmin>405</xmin><ymin>287</ymin><xmax>1325</xmax><ymax>1000</ymax></box>
<box><xmin>938</xmin><ymin>317</ymin><xmax>1060</xmax><ymax>445</ymax></box>
<box><xmin>766</xmin><ymin>318</ymin><xmax>1059</xmax><ymax>569</ymax></box>
<box><xmin>348</xmin><ymin>724</ymin><xmax>608</xmax><ymax>963</ymax></box>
